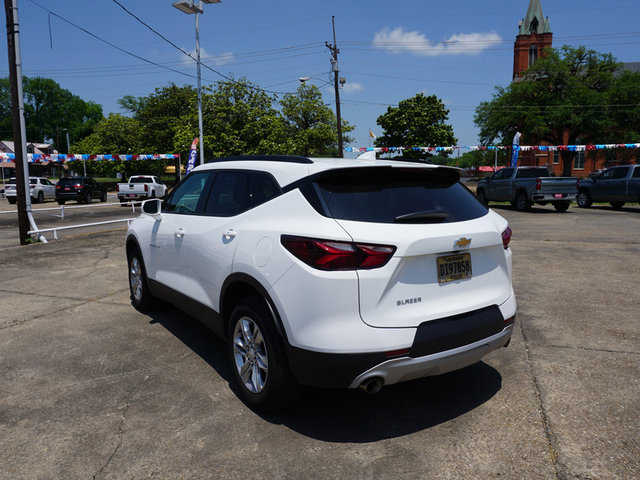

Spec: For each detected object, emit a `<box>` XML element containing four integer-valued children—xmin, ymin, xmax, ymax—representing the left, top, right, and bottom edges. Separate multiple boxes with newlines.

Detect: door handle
<box><xmin>175</xmin><ymin>227</ymin><xmax>186</xmax><ymax>238</ymax></box>
<box><xmin>224</xmin><ymin>229</ymin><xmax>237</xmax><ymax>240</ymax></box>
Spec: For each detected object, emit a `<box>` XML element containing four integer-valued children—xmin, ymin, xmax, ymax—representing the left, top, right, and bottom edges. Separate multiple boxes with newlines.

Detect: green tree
<box><xmin>375</xmin><ymin>93</ymin><xmax>457</xmax><ymax>160</ymax></box>
<box><xmin>474</xmin><ymin>46</ymin><xmax>640</xmax><ymax>176</ymax></box>
<box><xmin>280</xmin><ymin>83</ymin><xmax>354</xmax><ymax>156</ymax></box>
<box><xmin>0</xmin><ymin>77</ymin><xmax>103</xmax><ymax>151</ymax></box>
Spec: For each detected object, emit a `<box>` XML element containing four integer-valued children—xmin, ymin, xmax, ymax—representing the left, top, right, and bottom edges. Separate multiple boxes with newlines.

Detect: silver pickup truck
<box><xmin>577</xmin><ymin>164</ymin><xmax>640</xmax><ymax>209</ymax></box>
<box><xmin>476</xmin><ymin>166</ymin><xmax>578</xmax><ymax>212</ymax></box>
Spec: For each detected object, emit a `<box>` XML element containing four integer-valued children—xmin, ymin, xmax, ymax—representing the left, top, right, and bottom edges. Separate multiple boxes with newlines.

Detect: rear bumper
<box><xmin>531</xmin><ymin>193</ymin><xmax>577</xmax><ymax>202</ymax></box>
<box><xmin>285</xmin><ymin>303</ymin><xmax>515</xmax><ymax>389</ymax></box>
<box><xmin>118</xmin><ymin>193</ymin><xmax>150</xmax><ymax>201</ymax></box>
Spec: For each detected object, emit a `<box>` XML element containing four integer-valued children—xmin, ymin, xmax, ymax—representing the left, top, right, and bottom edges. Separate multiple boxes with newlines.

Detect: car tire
<box><xmin>8</xmin><ymin>197</ymin><xmax>16</xmax><ymax>205</ymax></box>
<box><xmin>577</xmin><ymin>190</ymin><xmax>592</xmax><ymax>208</ymax></box>
<box><xmin>610</xmin><ymin>201</ymin><xmax>625</xmax><ymax>210</ymax></box>
<box><xmin>127</xmin><ymin>247</ymin><xmax>157</xmax><ymax>312</ymax></box>
<box><xmin>36</xmin><ymin>191</ymin><xmax>44</xmax><ymax>203</ymax></box>
<box><xmin>227</xmin><ymin>296</ymin><xmax>300</xmax><ymax>412</ymax></box>
<box><xmin>100</xmin><ymin>191</ymin><xmax>107</xmax><ymax>202</ymax></box>
<box><xmin>84</xmin><ymin>193</ymin><xmax>92</xmax><ymax>204</ymax></box>
<box><xmin>515</xmin><ymin>191</ymin><xmax>531</xmax><ymax>211</ymax></box>
<box><xmin>57</xmin><ymin>200</ymin><xmax>65</xmax><ymax>205</ymax></box>
<box><xmin>553</xmin><ymin>201</ymin><xmax>570</xmax><ymax>212</ymax></box>
<box><xmin>151</xmin><ymin>190</ymin><xmax>156</xmax><ymax>199</ymax></box>
<box><xmin>476</xmin><ymin>189</ymin><xmax>488</xmax><ymax>206</ymax></box>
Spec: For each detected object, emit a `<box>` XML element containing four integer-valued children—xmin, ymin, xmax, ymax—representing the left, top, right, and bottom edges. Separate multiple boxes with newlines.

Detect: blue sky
<box><xmin>2</xmin><ymin>0</ymin><xmax>640</xmax><ymax>154</ymax></box>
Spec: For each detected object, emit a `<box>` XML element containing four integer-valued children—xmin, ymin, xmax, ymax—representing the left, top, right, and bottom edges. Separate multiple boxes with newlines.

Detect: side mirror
<box><xmin>142</xmin><ymin>198</ymin><xmax>162</xmax><ymax>218</ymax></box>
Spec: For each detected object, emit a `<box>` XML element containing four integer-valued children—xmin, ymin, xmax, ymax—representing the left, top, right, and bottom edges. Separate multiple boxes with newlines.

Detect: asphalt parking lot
<box><xmin>0</xmin><ymin>203</ymin><xmax>638</xmax><ymax>479</ymax></box>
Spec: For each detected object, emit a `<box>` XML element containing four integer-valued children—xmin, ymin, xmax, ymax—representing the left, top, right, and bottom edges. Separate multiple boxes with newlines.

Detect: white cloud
<box><xmin>181</xmin><ymin>48</ymin><xmax>235</xmax><ymax>66</ymax></box>
<box><xmin>341</xmin><ymin>82</ymin><xmax>363</xmax><ymax>93</ymax></box>
<box><xmin>373</xmin><ymin>27</ymin><xmax>501</xmax><ymax>56</ymax></box>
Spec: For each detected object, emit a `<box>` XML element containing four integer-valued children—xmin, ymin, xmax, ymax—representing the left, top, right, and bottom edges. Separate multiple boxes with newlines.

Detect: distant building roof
<box><xmin>518</xmin><ymin>0</ymin><xmax>551</xmax><ymax>35</ymax></box>
<box><xmin>622</xmin><ymin>62</ymin><xmax>640</xmax><ymax>73</ymax></box>
<box><xmin>0</xmin><ymin>140</ymin><xmax>57</xmax><ymax>155</ymax></box>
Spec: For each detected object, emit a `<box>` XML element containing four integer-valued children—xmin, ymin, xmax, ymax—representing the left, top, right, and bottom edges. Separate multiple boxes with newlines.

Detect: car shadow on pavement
<box><xmin>489</xmin><ymin>204</ymin><xmax>574</xmax><ymax>214</ymax></box>
<box><xmin>144</xmin><ymin>302</ymin><xmax>503</xmax><ymax>443</ymax></box>
<box><xmin>265</xmin><ymin>362</ymin><xmax>502</xmax><ymax>443</ymax></box>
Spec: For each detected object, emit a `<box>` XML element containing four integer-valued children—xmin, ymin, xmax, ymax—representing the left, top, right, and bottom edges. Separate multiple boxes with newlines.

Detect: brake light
<box><xmin>55</xmin><ymin>185</ymin><xmax>60</xmax><ymax>190</ymax></box>
<box><xmin>74</xmin><ymin>183</ymin><xmax>82</xmax><ymax>189</ymax></box>
<box><xmin>502</xmin><ymin>226</ymin><xmax>512</xmax><ymax>249</ymax></box>
<box><xmin>144</xmin><ymin>184</ymin><xmax>148</xmax><ymax>192</ymax></box>
<box><xmin>535</xmin><ymin>178</ymin><xmax>541</xmax><ymax>191</ymax></box>
<box><xmin>116</xmin><ymin>184</ymin><xmax>120</xmax><ymax>192</ymax></box>
<box><xmin>281</xmin><ymin>235</ymin><xmax>396</xmax><ymax>271</ymax></box>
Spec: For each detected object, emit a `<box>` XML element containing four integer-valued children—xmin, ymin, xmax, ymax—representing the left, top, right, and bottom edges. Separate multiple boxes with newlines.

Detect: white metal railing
<box><xmin>28</xmin><ymin>218</ymin><xmax>135</xmax><ymax>240</ymax></box>
<box><xmin>1</xmin><ymin>200</ymin><xmax>142</xmax><ymax>218</ymax></box>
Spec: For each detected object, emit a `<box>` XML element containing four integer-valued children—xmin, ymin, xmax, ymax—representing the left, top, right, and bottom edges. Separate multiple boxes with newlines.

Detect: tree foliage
<box><xmin>375</xmin><ymin>93</ymin><xmax>456</xmax><ymax>160</ymax></box>
<box><xmin>0</xmin><ymin>77</ymin><xmax>103</xmax><ymax>152</ymax></box>
<box><xmin>474</xmin><ymin>46</ymin><xmax>640</xmax><ymax>176</ymax></box>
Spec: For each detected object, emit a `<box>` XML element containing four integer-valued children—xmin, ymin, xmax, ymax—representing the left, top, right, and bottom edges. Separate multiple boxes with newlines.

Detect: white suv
<box><xmin>126</xmin><ymin>155</ymin><xmax>516</xmax><ymax>411</ymax></box>
<box><xmin>4</xmin><ymin>177</ymin><xmax>56</xmax><ymax>204</ymax></box>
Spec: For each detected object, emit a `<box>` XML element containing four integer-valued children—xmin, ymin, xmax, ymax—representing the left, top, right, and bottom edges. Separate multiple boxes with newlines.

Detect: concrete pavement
<box><xmin>0</xmin><ymin>204</ymin><xmax>638</xmax><ymax>479</ymax></box>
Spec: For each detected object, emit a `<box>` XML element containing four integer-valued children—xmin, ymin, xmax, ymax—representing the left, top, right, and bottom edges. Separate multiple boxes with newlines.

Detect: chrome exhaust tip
<box><xmin>359</xmin><ymin>377</ymin><xmax>384</xmax><ymax>395</ymax></box>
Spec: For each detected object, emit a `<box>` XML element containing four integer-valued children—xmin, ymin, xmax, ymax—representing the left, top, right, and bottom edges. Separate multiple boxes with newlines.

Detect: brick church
<box><xmin>512</xmin><ymin>0</ymin><xmax>638</xmax><ymax>175</ymax></box>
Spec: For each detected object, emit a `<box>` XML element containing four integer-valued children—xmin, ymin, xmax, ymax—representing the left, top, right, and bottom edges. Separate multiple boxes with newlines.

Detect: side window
<box><xmin>633</xmin><ymin>167</ymin><xmax>640</xmax><ymax>178</ymax></box>
<box><xmin>250</xmin><ymin>172</ymin><xmax>281</xmax><ymax>207</ymax></box>
<box><xmin>163</xmin><ymin>172</ymin><xmax>214</xmax><ymax>214</ymax></box>
<box><xmin>203</xmin><ymin>171</ymin><xmax>251</xmax><ymax>217</ymax></box>
<box><xmin>496</xmin><ymin>168</ymin><xmax>513</xmax><ymax>179</ymax></box>
<box><xmin>612</xmin><ymin>167</ymin><xmax>629</xmax><ymax>179</ymax></box>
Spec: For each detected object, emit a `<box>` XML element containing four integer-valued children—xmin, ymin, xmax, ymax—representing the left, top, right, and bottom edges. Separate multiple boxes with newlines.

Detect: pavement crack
<box><xmin>518</xmin><ymin>319</ymin><xmax>564</xmax><ymax>480</ymax></box>
<box><xmin>548</xmin><ymin>344</ymin><xmax>639</xmax><ymax>356</ymax></box>
<box><xmin>92</xmin><ymin>392</ymin><xmax>130</xmax><ymax>480</ymax></box>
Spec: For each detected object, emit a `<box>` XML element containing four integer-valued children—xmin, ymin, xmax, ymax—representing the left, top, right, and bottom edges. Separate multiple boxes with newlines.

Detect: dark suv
<box><xmin>55</xmin><ymin>177</ymin><xmax>107</xmax><ymax>205</ymax></box>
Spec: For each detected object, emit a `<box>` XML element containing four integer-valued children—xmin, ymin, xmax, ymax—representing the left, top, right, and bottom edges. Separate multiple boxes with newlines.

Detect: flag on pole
<box><xmin>186</xmin><ymin>138</ymin><xmax>199</xmax><ymax>175</ymax></box>
<box><xmin>510</xmin><ymin>131</ymin><xmax>521</xmax><ymax>167</ymax></box>
<box><xmin>369</xmin><ymin>129</ymin><xmax>376</xmax><ymax>139</ymax></box>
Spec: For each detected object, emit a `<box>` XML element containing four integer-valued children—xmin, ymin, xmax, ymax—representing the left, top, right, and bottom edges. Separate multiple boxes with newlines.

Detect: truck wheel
<box><xmin>8</xmin><ymin>197</ymin><xmax>16</xmax><ymax>204</ymax></box>
<box><xmin>227</xmin><ymin>296</ymin><xmax>300</xmax><ymax>412</ymax></box>
<box><xmin>577</xmin><ymin>190</ymin><xmax>592</xmax><ymax>208</ymax></box>
<box><xmin>100</xmin><ymin>191</ymin><xmax>107</xmax><ymax>202</ymax></box>
<box><xmin>610</xmin><ymin>201</ymin><xmax>625</xmax><ymax>210</ymax></box>
<box><xmin>476</xmin><ymin>189</ymin><xmax>488</xmax><ymax>206</ymax></box>
<box><xmin>57</xmin><ymin>200</ymin><xmax>65</xmax><ymax>205</ymax></box>
<box><xmin>515</xmin><ymin>191</ymin><xmax>531</xmax><ymax>212</ymax></box>
<box><xmin>150</xmin><ymin>190</ymin><xmax>156</xmax><ymax>199</ymax></box>
<box><xmin>84</xmin><ymin>193</ymin><xmax>92</xmax><ymax>204</ymax></box>
<box><xmin>553</xmin><ymin>201</ymin><xmax>570</xmax><ymax>212</ymax></box>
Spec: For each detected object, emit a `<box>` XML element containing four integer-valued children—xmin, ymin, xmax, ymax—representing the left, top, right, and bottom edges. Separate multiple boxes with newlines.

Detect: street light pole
<box><xmin>325</xmin><ymin>16</ymin><xmax>343</xmax><ymax>158</ymax></box>
<box><xmin>172</xmin><ymin>0</ymin><xmax>221</xmax><ymax>166</ymax></box>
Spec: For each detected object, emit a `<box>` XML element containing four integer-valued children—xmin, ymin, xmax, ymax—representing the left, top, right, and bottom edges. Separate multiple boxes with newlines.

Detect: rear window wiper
<box><xmin>394</xmin><ymin>209</ymin><xmax>448</xmax><ymax>223</ymax></box>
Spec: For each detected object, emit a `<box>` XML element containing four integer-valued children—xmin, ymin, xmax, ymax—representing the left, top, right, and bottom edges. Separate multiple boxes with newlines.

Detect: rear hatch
<box><xmin>312</xmin><ymin>166</ymin><xmax>512</xmax><ymax>328</ymax></box>
<box><xmin>538</xmin><ymin>177</ymin><xmax>578</xmax><ymax>194</ymax></box>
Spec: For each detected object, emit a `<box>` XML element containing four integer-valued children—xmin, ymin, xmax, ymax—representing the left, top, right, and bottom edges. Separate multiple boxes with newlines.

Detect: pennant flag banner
<box><xmin>344</xmin><ymin>143</ymin><xmax>640</xmax><ymax>154</ymax></box>
<box><xmin>185</xmin><ymin>138</ymin><xmax>199</xmax><ymax>175</ymax></box>
<box><xmin>0</xmin><ymin>153</ymin><xmax>180</xmax><ymax>163</ymax></box>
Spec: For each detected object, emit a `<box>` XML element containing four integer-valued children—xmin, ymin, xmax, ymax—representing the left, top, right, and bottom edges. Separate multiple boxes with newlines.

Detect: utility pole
<box><xmin>326</xmin><ymin>16</ymin><xmax>343</xmax><ymax>158</ymax></box>
<box><xmin>5</xmin><ymin>0</ymin><xmax>31</xmax><ymax>244</ymax></box>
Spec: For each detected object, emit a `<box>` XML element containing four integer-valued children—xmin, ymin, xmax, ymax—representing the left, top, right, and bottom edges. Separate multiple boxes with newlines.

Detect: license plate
<box><xmin>64</xmin><ymin>187</ymin><xmax>70</xmax><ymax>191</ymax></box>
<box><xmin>437</xmin><ymin>253</ymin><xmax>472</xmax><ymax>283</ymax></box>
<box><xmin>553</xmin><ymin>193</ymin><xmax>563</xmax><ymax>199</ymax></box>
<box><xmin>128</xmin><ymin>194</ymin><xmax>136</xmax><ymax>197</ymax></box>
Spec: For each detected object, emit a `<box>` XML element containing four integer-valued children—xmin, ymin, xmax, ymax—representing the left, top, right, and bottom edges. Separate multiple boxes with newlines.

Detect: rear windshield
<box><xmin>308</xmin><ymin>167</ymin><xmax>488</xmax><ymax>224</ymax></box>
<box><xmin>58</xmin><ymin>178</ymin><xmax>82</xmax><ymax>185</ymax></box>
<box><xmin>130</xmin><ymin>177</ymin><xmax>153</xmax><ymax>183</ymax></box>
<box><xmin>516</xmin><ymin>168</ymin><xmax>551</xmax><ymax>178</ymax></box>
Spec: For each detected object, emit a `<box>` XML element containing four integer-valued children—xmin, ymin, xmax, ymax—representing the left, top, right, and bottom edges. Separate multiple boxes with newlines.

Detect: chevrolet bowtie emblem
<box><xmin>455</xmin><ymin>237</ymin><xmax>472</xmax><ymax>248</ymax></box>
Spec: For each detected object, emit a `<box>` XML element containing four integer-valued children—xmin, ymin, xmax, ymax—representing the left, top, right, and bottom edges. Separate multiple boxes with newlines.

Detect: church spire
<box><xmin>518</xmin><ymin>0</ymin><xmax>551</xmax><ymax>35</ymax></box>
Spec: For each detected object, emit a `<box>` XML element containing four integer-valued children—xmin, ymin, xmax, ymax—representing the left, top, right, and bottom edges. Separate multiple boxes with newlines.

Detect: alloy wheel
<box><xmin>232</xmin><ymin>317</ymin><xmax>268</xmax><ymax>394</ymax></box>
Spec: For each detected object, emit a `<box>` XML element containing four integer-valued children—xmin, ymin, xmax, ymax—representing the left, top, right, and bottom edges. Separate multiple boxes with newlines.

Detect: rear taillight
<box><xmin>116</xmin><ymin>184</ymin><xmax>120</xmax><ymax>192</ymax></box>
<box><xmin>55</xmin><ymin>185</ymin><xmax>60</xmax><ymax>190</ymax></box>
<box><xmin>502</xmin><ymin>226</ymin><xmax>512</xmax><ymax>249</ymax></box>
<box><xmin>535</xmin><ymin>178</ymin><xmax>541</xmax><ymax>191</ymax></box>
<box><xmin>144</xmin><ymin>184</ymin><xmax>148</xmax><ymax>192</ymax></box>
<box><xmin>281</xmin><ymin>235</ymin><xmax>396</xmax><ymax>271</ymax></box>
<box><xmin>74</xmin><ymin>183</ymin><xmax>82</xmax><ymax>189</ymax></box>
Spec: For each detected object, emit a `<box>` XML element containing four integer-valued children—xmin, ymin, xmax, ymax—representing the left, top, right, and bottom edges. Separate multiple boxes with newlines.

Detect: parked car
<box><xmin>55</xmin><ymin>177</ymin><xmax>107</xmax><ymax>205</ymax></box>
<box><xmin>577</xmin><ymin>165</ymin><xmax>640</xmax><ymax>209</ymax></box>
<box><xmin>116</xmin><ymin>175</ymin><xmax>168</xmax><ymax>204</ymax></box>
<box><xmin>476</xmin><ymin>166</ymin><xmax>578</xmax><ymax>212</ymax></box>
<box><xmin>125</xmin><ymin>155</ymin><xmax>516</xmax><ymax>411</ymax></box>
<box><xmin>4</xmin><ymin>177</ymin><xmax>56</xmax><ymax>204</ymax></box>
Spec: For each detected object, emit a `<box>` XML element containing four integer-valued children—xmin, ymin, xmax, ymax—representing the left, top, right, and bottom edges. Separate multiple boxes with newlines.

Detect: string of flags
<box><xmin>0</xmin><ymin>153</ymin><xmax>180</xmax><ymax>163</ymax></box>
<box><xmin>346</xmin><ymin>143</ymin><xmax>640</xmax><ymax>154</ymax></box>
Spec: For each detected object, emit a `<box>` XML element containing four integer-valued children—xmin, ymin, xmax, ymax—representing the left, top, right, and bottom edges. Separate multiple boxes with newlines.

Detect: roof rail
<box><xmin>207</xmin><ymin>155</ymin><xmax>313</xmax><ymax>164</ymax></box>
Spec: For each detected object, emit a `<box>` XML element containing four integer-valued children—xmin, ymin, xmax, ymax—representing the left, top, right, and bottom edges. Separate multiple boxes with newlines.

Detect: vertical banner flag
<box><xmin>186</xmin><ymin>138</ymin><xmax>199</xmax><ymax>175</ymax></box>
<box><xmin>511</xmin><ymin>130</ymin><xmax>521</xmax><ymax>167</ymax></box>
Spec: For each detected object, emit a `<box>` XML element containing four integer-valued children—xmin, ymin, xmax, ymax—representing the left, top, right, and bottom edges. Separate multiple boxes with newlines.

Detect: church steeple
<box><xmin>513</xmin><ymin>0</ymin><xmax>553</xmax><ymax>80</ymax></box>
<box><xmin>518</xmin><ymin>0</ymin><xmax>551</xmax><ymax>35</ymax></box>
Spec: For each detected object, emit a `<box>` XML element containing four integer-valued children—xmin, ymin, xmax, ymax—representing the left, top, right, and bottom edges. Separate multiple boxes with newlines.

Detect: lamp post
<box><xmin>172</xmin><ymin>0</ymin><xmax>221</xmax><ymax>166</ymax></box>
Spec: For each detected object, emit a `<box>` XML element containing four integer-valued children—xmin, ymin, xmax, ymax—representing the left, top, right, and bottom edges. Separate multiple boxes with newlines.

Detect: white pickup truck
<box><xmin>116</xmin><ymin>175</ymin><xmax>168</xmax><ymax>204</ymax></box>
